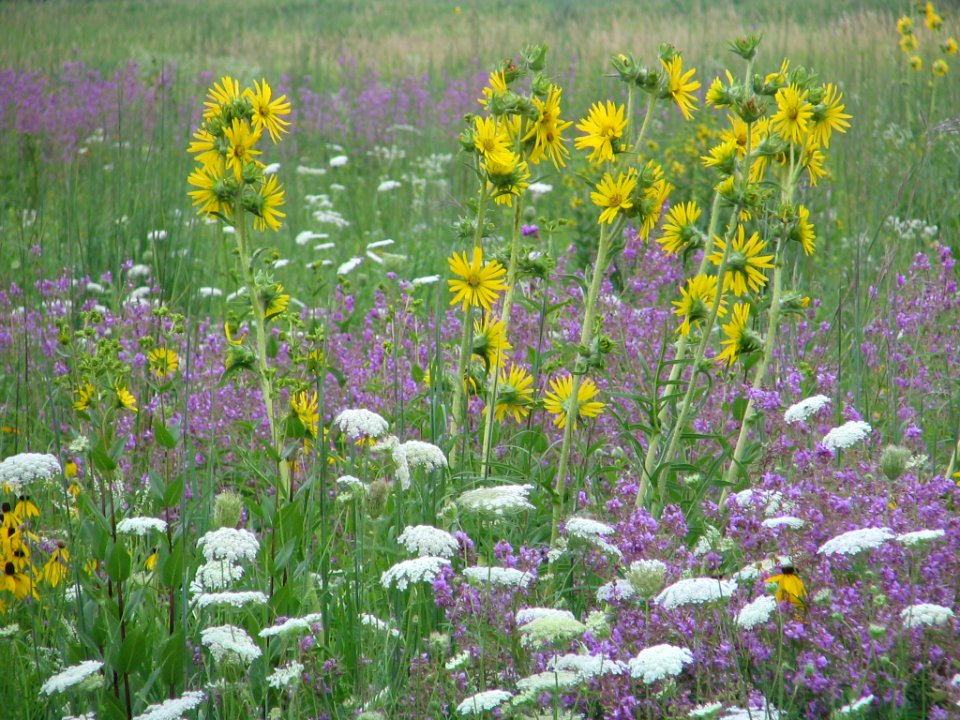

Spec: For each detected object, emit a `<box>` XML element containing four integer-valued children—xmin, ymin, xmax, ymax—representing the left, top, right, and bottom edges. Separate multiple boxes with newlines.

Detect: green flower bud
<box><xmin>214</xmin><ymin>491</ymin><xmax>243</xmax><ymax>528</ymax></box>
<box><xmin>366</xmin><ymin>479</ymin><xmax>389</xmax><ymax>519</ymax></box>
<box><xmin>729</xmin><ymin>34</ymin><xmax>762</xmax><ymax>60</ymax></box>
<box><xmin>879</xmin><ymin>445</ymin><xmax>911</xmax><ymax>481</ymax></box>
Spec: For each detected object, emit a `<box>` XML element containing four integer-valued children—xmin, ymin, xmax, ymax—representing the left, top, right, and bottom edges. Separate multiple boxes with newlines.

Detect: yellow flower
<box><xmin>148</xmin><ymin>347</ymin><xmax>180</xmax><ymax>379</ymax></box>
<box><xmin>73</xmin><ymin>383</ymin><xmax>95</xmax><ymax>412</ymax></box>
<box><xmin>944</xmin><ymin>37</ymin><xmax>958</xmax><ymax>55</ymax></box>
<box><xmin>291</xmin><ymin>391</ymin><xmax>320</xmax><ymax>439</ymax></box>
<box><xmin>15</xmin><ymin>495</ymin><xmax>39</xmax><ymax>519</ymax></box>
<box><xmin>661</xmin><ymin>56</ymin><xmax>701</xmax><ymax>120</ymax></box>
<box><xmin>145</xmin><ymin>548</ymin><xmax>159</xmax><ymax>571</ymax></box>
<box><xmin>932</xmin><ymin>59</ymin><xmax>949</xmax><ymax>77</ymax></box>
<box><xmin>43</xmin><ymin>544</ymin><xmax>69</xmax><ymax>588</ymax></box>
<box><xmin>187</xmin><ymin>128</ymin><xmax>222</xmax><ymax>169</ymax></box>
<box><xmin>243</xmin><ymin>79</ymin><xmax>291</xmax><ymax>143</ymax></box>
<box><xmin>477</xmin><ymin>69</ymin><xmax>508</xmax><ymax>108</ymax></box>
<box><xmin>223</xmin><ymin>118</ymin><xmax>263</xmax><ymax>181</ymax></box>
<box><xmin>707</xmin><ymin>225</ymin><xmax>774</xmax><ymax>297</ymax></box>
<box><xmin>590</xmin><ymin>170</ymin><xmax>638</xmax><ymax>225</ymax></box>
<box><xmin>701</xmin><ymin>139</ymin><xmax>739</xmax><ymax>174</ymax></box>
<box><xmin>543</xmin><ymin>374</ymin><xmax>605</xmax><ymax>429</ymax></box>
<box><xmin>1</xmin><ymin>562</ymin><xmax>36</xmax><ymax>600</ymax></box>
<box><xmin>801</xmin><ymin>140</ymin><xmax>828</xmax><ymax>186</ymax></box>
<box><xmin>187</xmin><ymin>157</ymin><xmax>231</xmax><ymax>219</ymax></box>
<box><xmin>808</xmin><ymin>84</ymin><xmax>851</xmax><ymax>149</ymax></box>
<box><xmin>472</xmin><ymin>316</ymin><xmax>511</xmax><ymax>370</ymax></box>
<box><xmin>909</xmin><ymin>55</ymin><xmax>923</xmax><ymax>72</ymax></box>
<box><xmin>763</xmin><ymin>58</ymin><xmax>791</xmax><ymax>88</ymax></box>
<box><xmin>658</xmin><ymin>201</ymin><xmax>702</xmax><ymax>256</ymax></box>
<box><xmin>262</xmin><ymin>284</ymin><xmax>290</xmax><ymax>320</ymax></box>
<box><xmin>899</xmin><ymin>34</ymin><xmax>919</xmax><ymax>53</ymax></box>
<box><xmin>715</xmin><ymin>303</ymin><xmax>755</xmax><ymax>366</ymax></box>
<box><xmin>766</xmin><ymin>568</ymin><xmax>807</xmax><ymax>611</ymax></box>
<box><xmin>484</xmin><ymin>154</ymin><xmax>530</xmax><ymax>207</ymax></box>
<box><xmin>65</xmin><ymin>461</ymin><xmax>78</xmax><ymax>480</ymax></box>
<box><xmin>203</xmin><ymin>76</ymin><xmax>241</xmax><ymax>120</ymax></box>
<box><xmin>252</xmin><ymin>175</ymin><xmax>286</xmax><ymax>231</ymax></box>
<box><xmin>116</xmin><ymin>386</ymin><xmax>138</xmax><ymax>412</ymax></box>
<box><xmin>575</xmin><ymin>100</ymin><xmax>627</xmax><ymax>164</ymax></box>
<box><xmin>447</xmin><ymin>247</ymin><xmax>509</xmax><ymax>312</ymax></box>
<box><xmin>706</xmin><ymin>70</ymin><xmax>736</xmax><ymax>107</ymax></box>
<box><xmin>791</xmin><ymin>205</ymin><xmax>816</xmax><ymax>256</ymax></box>
<box><xmin>473</xmin><ymin>116</ymin><xmax>514</xmax><ymax>167</ymax></box>
<box><xmin>224</xmin><ymin>321</ymin><xmax>247</xmax><ymax>345</ymax></box>
<box><xmin>492</xmin><ymin>365</ymin><xmax>534</xmax><ymax>423</ymax></box>
<box><xmin>923</xmin><ymin>2</ymin><xmax>943</xmax><ymax>31</ymax></box>
<box><xmin>672</xmin><ymin>274</ymin><xmax>726</xmax><ymax>336</ymax></box>
<box><xmin>771</xmin><ymin>84</ymin><xmax>813</xmax><ymax>144</ymax></box>
<box><xmin>896</xmin><ymin>15</ymin><xmax>913</xmax><ymax>35</ymax></box>
<box><xmin>524</xmin><ymin>85</ymin><xmax>573</xmax><ymax>169</ymax></box>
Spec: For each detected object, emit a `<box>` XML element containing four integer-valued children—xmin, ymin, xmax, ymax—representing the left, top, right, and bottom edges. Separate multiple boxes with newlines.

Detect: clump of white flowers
<box><xmin>817</xmin><ymin>527</ymin><xmax>893</xmax><ymax>556</ymax></box>
<box><xmin>656</xmin><ymin>578</ymin><xmax>736</xmax><ymax>609</ymax></box>
<box><xmin>463</xmin><ymin>565</ymin><xmax>534</xmax><ymax>589</ymax></box>
<box><xmin>200</xmin><ymin>625</ymin><xmax>262</xmax><ymax>665</ymax></box>
<box><xmin>821</xmin><ymin>420</ymin><xmax>872</xmax><ymax>451</ymax></box>
<box><xmin>380</xmin><ymin>556</ymin><xmax>450</xmax><ymax>591</ymax></box>
<box><xmin>116</xmin><ymin>517</ymin><xmax>168</xmax><ymax>536</ymax></box>
<box><xmin>259</xmin><ymin>613</ymin><xmax>323</xmax><ymax>638</ymax></box>
<box><xmin>900</xmin><ymin>603</ymin><xmax>955</xmax><ymax>629</ymax></box>
<box><xmin>895</xmin><ymin>529</ymin><xmax>945</xmax><ymax>547</ymax></box>
<box><xmin>736</xmin><ymin>595</ymin><xmax>779</xmax><ymax>630</ymax></box>
<box><xmin>190</xmin><ymin>560</ymin><xmax>244</xmax><ymax>594</ymax></box>
<box><xmin>193</xmin><ymin>591</ymin><xmax>268</xmax><ymax>609</ymax></box>
<box><xmin>456</xmin><ymin>484</ymin><xmax>534</xmax><ymax>517</ymax></box>
<box><xmin>132</xmin><ymin>690</ymin><xmax>205</xmax><ymax>720</ymax></box>
<box><xmin>628</xmin><ymin>644</ymin><xmax>694</xmax><ymax>684</ymax></box>
<box><xmin>783</xmin><ymin>394</ymin><xmax>831</xmax><ymax>424</ymax></box>
<box><xmin>0</xmin><ymin>452</ymin><xmax>61</xmax><ymax>491</ymax></box>
<box><xmin>456</xmin><ymin>689</ymin><xmax>513</xmax><ymax>716</ymax></box>
<box><xmin>333</xmin><ymin>408</ymin><xmax>389</xmax><ymax>439</ymax></box>
<box><xmin>197</xmin><ymin>528</ymin><xmax>259</xmax><ymax>563</ymax></box>
<box><xmin>549</xmin><ymin>652</ymin><xmax>627</xmax><ymax>679</ymax></box>
<box><xmin>625</xmin><ymin>559</ymin><xmax>667</xmax><ymax>599</ymax></box>
<box><xmin>519</xmin><ymin>614</ymin><xmax>586</xmax><ymax>647</ymax></box>
<box><xmin>397</xmin><ymin>525</ymin><xmax>459</xmax><ymax>558</ymax></box>
<box><xmin>39</xmin><ymin>660</ymin><xmax>103</xmax><ymax>695</ymax></box>
<box><xmin>267</xmin><ymin>661</ymin><xmax>304</xmax><ymax>690</ymax></box>
<box><xmin>515</xmin><ymin>607</ymin><xmax>575</xmax><ymax>626</ymax></box>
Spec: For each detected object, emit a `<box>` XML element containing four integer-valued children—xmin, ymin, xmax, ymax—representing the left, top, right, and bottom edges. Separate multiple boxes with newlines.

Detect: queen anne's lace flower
<box><xmin>456</xmin><ymin>689</ymin><xmax>513</xmax><ymax>716</ymax></box>
<box><xmin>197</xmin><ymin>528</ymin><xmax>259</xmax><ymax>563</ymax></box>
<box><xmin>39</xmin><ymin>660</ymin><xmax>103</xmax><ymax>695</ymax></box>
<box><xmin>359</xmin><ymin>613</ymin><xmax>401</xmax><ymax>637</ymax></box>
<box><xmin>736</xmin><ymin>595</ymin><xmax>778</xmax><ymax>630</ymax></box>
<box><xmin>565</xmin><ymin>517</ymin><xmax>615</xmax><ymax>538</ymax></box>
<box><xmin>656</xmin><ymin>578</ymin><xmax>736</xmax><ymax>609</ymax></box>
<box><xmin>463</xmin><ymin>565</ymin><xmax>534</xmax><ymax>589</ymax></box>
<box><xmin>397</xmin><ymin>525</ymin><xmax>459</xmax><ymax>558</ymax></box>
<box><xmin>515</xmin><ymin>670</ymin><xmax>580</xmax><ymax>694</ymax></box>
<box><xmin>190</xmin><ymin>560</ymin><xmax>244</xmax><ymax>594</ymax></box>
<box><xmin>380</xmin><ymin>556</ymin><xmax>450</xmax><ymax>591</ymax></box>
<box><xmin>515</xmin><ymin>607</ymin><xmax>575</xmax><ymax>626</ymax></box>
<box><xmin>519</xmin><ymin>615</ymin><xmax>586</xmax><ymax>646</ymax></box>
<box><xmin>761</xmin><ymin>516</ymin><xmax>806</xmax><ymax>530</ymax></box>
<box><xmin>116</xmin><ymin>517</ymin><xmax>168</xmax><ymax>536</ymax></box>
<box><xmin>597</xmin><ymin>579</ymin><xmax>637</xmax><ymax>603</ymax></box>
<box><xmin>628</xmin><ymin>643</ymin><xmax>694</xmax><ymax>684</ymax></box>
<box><xmin>200</xmin><ymin>625</ymin><xmax>261</xmax><ymax>664</ymax></box>
<box><xmin>333</xmin><ymin>408</ymin><xmax>389</xmax><ymax>439</ymax></box>
<box><xmin>783</xmin><ymin>394</ymin><xmax>831</xmax><ymax>424</ymax></box>
<box><xmin>0</xmin><ymin>452</ymin><xmax>61</xmax><ymax>491</ymax></box>
<box><xmin>259</xmin><ymin>613</ymin><xmax>323</xmax><ymax>638</ymax></box>
<box><xmin>193</xmin><ymin>591</ymin><xmax>268</xmax><ymax>609</ymax></box>
<box><xmin>821</xmin><ymin>420</ymin><xmax>872</xmax><ymax>450</ymax></box>
<box><xmin>836</xmin><ymin>695</ymin><xmax>874</xmax><ymax>715</ymax></box>
<box><xmin>132</xmin><ymin>690</ymin><xmax>205</xmax><ymax>720</ymax></box>
<box><xmin>690</xmin><ymin>702</ymin><xmax>724</xmax><ymax>718</ymax></box>
<box><xmin>901</xmin><ymin>603</ymin><xmax>955</xmax><ymax>629</ymax></box>
<box><xmin>457</xmin><ymin>484</ymin><xmax>534</xmax><ymax>517</ymax></box>
<box><xmin>817</xmin><ymin>527</ymin><xmax>893</xmax><ymax>556</ymax></box>
<box><xmin>267</xmin><ymin>661</ymin><xmax>304</xmax><ymax>689</ymax></box>
<box><xmin>548</xmin><ymin>652</ymin><xmax>627</xmax><ymax>678</ymax></box>
<box><xmin>895</xmin><ymin>529</ymin><xmax>945</xmax><ymax>546</ymax></box>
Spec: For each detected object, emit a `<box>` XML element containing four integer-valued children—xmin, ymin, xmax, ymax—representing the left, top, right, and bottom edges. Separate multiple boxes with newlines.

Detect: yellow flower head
<box><xmin>492</xmin><ymin>365</ymin><xmax>534</xmax><ymax>423</ymax></box>
<box><xmin>707</xmin><ymin>225</ymin><xmax>774</xmax><ymax>297</ymax></box>
<box><xmin>899</xmin><ymin>34</ymin><xmax>919</xmax><ymax>53</ymax></box>
<box><xmin>944</xmin><ymin>37</ymin><xmax>958</xmax><ymax>55</ymax></box>
<box><xmin>447</xmin><ymin>247</ymin><xmax>509</xmax><ymax>312</ymax></box>
<box><xmin>909</xmin><ymin>55</ymin><xmax>923</xmax><ymax>72</ymax></box>
<box><xmin>43</xmin><ymin>544</ymin><xmax>69</xmax><ymax>588</ymax></box>
<box><xmin>262</xmin><ymin>284</ymin><xmax>290</xmax><ymax>320</ymax></box>
<box><xmin>291</xmin><ymin>391</ymin><xmax>320</xmax><ymax>439</ymax></box>
<box><xmin>223</xmin><ymin>118</ymin><xmax>263</xmax><ymax>181</ymax></box>
<box><xmin>473</xmin><ymin>116</ymin><xmax>514</xmax><ymax>167</ymax></box>
<box><xmin>661</xmin><ymin>55</ymin><xmax>701</xmax><ymax>120</ymax></box>
<box><xmin>187</xmin><ymin>128</ymin><xmax>222</xmax><ymax>169</ymax></box>
<box><xmin>657</xmin><ymin>201</ymin><xmax>702</xmax><ymax>256</ymax></box>
<box><xmin>524</xmin><ymin>85</ymin><xmax>573</xmax><ymax>169</ymax></box>
<box><xmin>575</xmin><ymin>100</ymin><xmax>627</xmax><ymax>164</ymax></box>
<box><xmin>791</xmin><ymin>205</ymin><xmax>816</xmax><ymax>256</ymax></box>
<box><xmin>116</xmin><ymin>386</ymin><xmax>138</xmax><ymax>412</ymax></box>
<box><xmin>187</xmin><ymin>157</ymin><xmax>232</xmax><ymax>219</ymax></box>
<box><xmin>484</xmin><ymin>154</ymin><xmax>530</xmax><ymax>207</ymax></box>
<box><xmin>73</xmin><ymin>383</ymin><xmax>95</xmax><ymax>412</ymax></box>
<box><xmin>590</xmin><ymin>170</ymin><xmax>638</xmax><ymax>225</ymax></box>
<box><xmin>543</xmin><ymin>374</ymin><xmax>605</xmax><ymax>429</ymax></box>
<box><xmin>672</xmin><ymin>274</ymin><xmax>726</xmax><ymax>336</ymax></box>
<box><xmin>203</xmin><ymin>76</ymin><xmax>241</xmax><ymax>120</ymax></box>
<box><xmin>148</xmin><ymin>347</ymin><xmax>180</xmax><ymax>379</ymax></box>
<box><xmin>809</xmin><ymin>84</ymin><xmax>851</xmax><ymax>149</ymax></box>
<box><xmin>896</xmin><ymin>15</ymin><xmax>914</xmax><ymax>36</ymax></box>
<box><xmin>478</xmin><ymin>69</ymin><xmax>508</xmax><ymax>108</ymax></box>
<box><xmin>252</xmin><ymin>175</ymin><xmax>286</xmax><ymax>231</ymax></box>
<box><xmin>771</xmin><ymin>84</ymin><xmax>813</xmax><ymax>144</ymax></box>
<box><xmin>701</xmin><ymin>139</ymin><xmax>739</xmax><ymax>174</ymax></box>
<box><xmin>932</xmin><ymin>59</ymin><xmax>949</xmax><ymax>77</ymax></box>
<box><xmin>472</xmin><ymin>316</ymin><xmax>511</xmax><ymax>370</ymax></box>
<box><xmin>924</xmin><ymin>2</ymin><xmax>943</xmax><ymax>31</ymax></box>
<box><xmin>243</xmin><ymin>79</ymin><xmax>291</xmax><ymax>143</ymax></box>
<box><xmin>715</xmin><ymin>303</ymin><xmax>758</xmax><ymax>366</ymax></box>
<box><xmin>766</xmin><ymin>567</ymin><xmax>807</xmax><ymax>611</ymax></box>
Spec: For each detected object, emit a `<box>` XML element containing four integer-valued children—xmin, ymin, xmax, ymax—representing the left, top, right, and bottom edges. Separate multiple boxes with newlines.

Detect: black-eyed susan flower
<box><xmin>116</xmin><ymin>386</ymin><xmax>138</xmax><ymax>412</ymax></box>
<box><xmin>472</xmin><ymin>316</ymin><xmax>511</xmax><ymax>370</ymax></box>
<box><xmin>243</xmin><ymin>79</ymin><xmax>291</xmax><ymax>143</ymax></box>
<box><xmin>707</xmin><ymin>226</ymin><xmax>773</xmax><ymax>297</ymax></box>
<box><xmin>661</xmin><ymin>55</ymin><xmax>700</xmax><ymax>120</ymax></box>
<box><xmin>575</xmin><ymin>100</ymin><xmax>627</xmax><ymax>164</ymax></box>
<box><xmin>145</xmin><ymin>548</ymin><xmax>159</xmax><ymax>571</ymax></box>
<box><xmin>766</xmin><ymin>565</ymin><xmax>807</xmax><ymax>611</ymax></box>
<box><xmin>223</xmin><ymin>118</ymin><xmax>263</xmax><ymax>181</ymax></box>
<box><xmin>809</xmin><ymin>84</ymin><xmax>851</xmax><ymax>149</ymax></box>
<box><xmin>590</xmin><ymin>170</ymin><xmax>638</xmax><ymax>225</ymax></box>
<box><xmin>771</xmin><ymin>84</ymin><xmax>812</xmax><ymax>144</ymax></box>
<box><xmin>715</xmin><ymin>303</ymin><xmax>761</xmax><ymax>366</ymax></box>
<box><xmin>658</xmin><ymin>201</ymin><xmax>702</xmax><ymax>256</ymax></box>
<box><xmin>543</xmin><ymin>374</ymin><xmax>605</xmax><ymax>429</ymax></box>
<box><xmin>447</xmin><ymin>247</ymin><xmax>508</xmax><ymax>312</ymax></box>
<box><xmin>15</xmin><ymin>495</ymin><xmax>38</xmax><ymax>519</ymax></box>
<box><xmin>42</xmin><ymin>542</ymin><xmax>69</xmax><ymax>588</ymax></box>
<box><xmin>492</xmin><ymin>365</ymin><xmax>534</xmax><ymax>423</ymax></box>
<box><xmin>148</xmin><ymin>347</ymin><xmax>180</xmax><ymax>379</ymax></box>
<box><xmin>291</xmin><ymin>391</ymin><xmax>320</xmax><ymax>439</ymax></box>
<box><xmin>672</xmin><ymin>274</ymin><xmax>726</xmax><ymax>336</ymax></box>
<box><xmin>1</xmin><ymin>561</ymin><xmax>35</xmax><ymax>600</ymax></box>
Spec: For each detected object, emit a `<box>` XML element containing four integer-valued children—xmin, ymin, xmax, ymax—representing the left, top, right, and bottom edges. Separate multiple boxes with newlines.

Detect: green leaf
<box><xmin>116</xmin><ymin>628</ymin><xmax>147</xmax><ymax>673</ymax></box>
<box><xmin>159</xmin><ymin>539</ymin><xmax>184</xmax><ymax>586</ymax></box>
<box><xmin>106</xmin><ymin>540</ymin><xmax>132</xmax><ymax>582</ymax></box>
<box><xmin>91</xmin><ymin>441</ymin><xmax>117</xmax><ymax>472</ymax></box>
<box><xmin>163</xmin><ymin>474</ymin><xmax>185</xmax><ymax>507</ymax></box>
<box><xmin>155</xmin><ymin>421</ymin><xmax>179</xmax><ymax>449</ymax></box>
<box><xmin>732</xmin><ymin>396</ymin><xmax>748</xmax><ymax>422</ymax></box>
<box><xmin>159</xmin><ymin>630</ymin><xmax>187</xmax><ymax>687</ymax></box>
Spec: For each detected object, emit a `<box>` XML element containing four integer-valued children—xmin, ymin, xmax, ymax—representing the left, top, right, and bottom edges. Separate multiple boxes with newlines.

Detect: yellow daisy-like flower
<box><xmin>1</xmin><ymin>563</ymin><xmax>36</xmax><ymax>600</ymax></box>
<box><xmin>492</xmin><ymin>365</ymin><xmax>534</xmax><ymax>423</ymax></box>
<box><xmin>224</xmin><ymin>321</ymin><xmax>247</xmax><ymax>345</ymax></box>
<box><xmin>473</xmin><ymin>116</ymin><xmax>514</xmax><ymax>167</ymax></box>
<box><xmin>223</xmin><ymin>118</ymin><xmax>263</xmax><ymax>182</ymax></box>
<box><xmin>252</xmin><ymin>175</ymin><xmax>286</xmax><ymax>232</ymax></box>
<box><xmin>472</xmin><ymin>316</ymin><xmax>511</xmax><ymax>370</ymax></box>
<box><xmin>909</xmin><ymin>55</ymin><xmax>923</xmax><ymax>72</ymax></box>
<box><xmin>187</xmin><ymin>128</ymin><xmax>222</xmax><ymax>169</ymax></box>
<box><xmin>203</xmin><ymin>76</ymin><xmax>241</xmax><ymax>120</ymax></box>
<box><xmin>715</xmin><ymin>303</ymin><xmax>755</xmax><ymax>366</ymax></box>
<box><xmin>575</xmin><ymin>100</ymin><xmax>627</xmax><ymax>164</ymax></box>
<box><xmin>708</xmin><ymin>225</ymin><xmax>774</xmax><ymax>297</ymax></box>
<box><xmin>543</xmin><ymin>374</ymin><xmax>605</xmax><ymax>429</ymax></box>
<box><xmin>899</xmin><ymin>34</ymin><xmax>919</xmax><ymax>54</ymax></box>
<box><xmin>896</xmin><ymin>15</ymin><xmax>913</xmax><ymax>36</ymax></box>
<box><xmin>705</xmin><ymin>70</ymin><xmax>736</xmax><ymax>107</ymax></box>
<box><xmin>148</xmin><ymin>347</ymin><xmax>180</xmax><ymax>378</ymax></box>
<box><xmin>262</xmin><ymin>284</ymin><xmax>290</xmax><ymax>321</ymax></box>
<box><xmin>766</xmin><ymin>568</ymin><xmax>807</xmax><ymax>611</ymax></box>
<box><xmin>447</xmin><ymin>247</ymin><xmax>508</xmax><ymax>312</ymax></box>
<box><xmin>15</xmin><ymin>495</ymin><xmax>39</xmax><ymax>519</ymax></box>
<box><xmin>944</xmin><ymin>37</ymin><xmax>958</xmax><ymax>55</ymax></box>
<box><xmin>701</xmin><ymin>139</ymin><xmax>739</xmax><ymax>174</ymax></box>
<box><xmin>809</xmin><ymin>84</ymin><xmax>851</xmax><ymax>149</ymax></box>
<box><xmin>771</xmin><ymin>84</ymin><xmax>812</xmax><ymax>144</ymax></box>
<box><xmin>590</xmin><ymin>170</ymin><xmax>638</xmax><ymax>225</ymax></box>
<box><xmin>791</xmin><ymin>205</ymin><xmax>816</xmax><ymax>256</ymax></box>
<box><xmin>484</xmin><ymin>154</ymin><xmax>530</xmax><ymax>207</ymax></box>
<box><xmin>661</xmin><ymin>56</ymin><xmax>701</xmax><ymax>120</ymax></box>
<box><xmin>719</xmin><ymin>115</ymin><xmax>751</xmax><ymax>158</ymax></box>
<box><xmin>923</xmin><ymin>2</ymin><xmax>943</xmax><ymax>31</ymax></box>
<box><xmin>657</xmin><ymin>201</ymin><xmax>702</xmax><ymax>256</ymax></box>
<box><xmin>187</xmin><ymin>157</ymin><xmax>231</xmax><ymax>219</ymax></box>
<box><xmin>763</xmin><ymin>59</ymin><xmax>791</xmax><ymax>89</ymax></box>
<box><xmin>932</xmin><ymin>59</ymin><xmax>949</xmax><ymax>77</ymax></box>
<box><xmin>801</xmin><ymin>141</ymin><xmax>827</xmax><ymax>186</ymax></box>
<box><xmin>477</xmin><ymin>69</ymin><xmax>508</xmax><ymax>108</ymax></box>
<box><xmin>672</xmin><ymin>274</ymin><xmax>726</xmax><ymax>336</ymax></box>
<box><xmin>291</xmin><ymin>390</ymin><xmax>320</xmax><ymax>439</ymax></box>
<box><xmin>525</xmin><ymin>85</ymin><xmax>573</xmax><ymax>169</ymax></box>
<box><xmin>243</xmin><ymin>79</ymin><xmax>291</xmax><ymax>143</ymax></box>
<box><xmin>73</xmin><ymin>383</ymin><xmax>95</xmax><ymax>412</ymax></box>
<box><xmin>43</xmin><ymin>544</ymin><xmax>69</xmax><ymax>588</ymax></box>
<box><xmin>116</xmin><ymin>386</ymin><xmax>138</xmax><ymax>412</ymax></box>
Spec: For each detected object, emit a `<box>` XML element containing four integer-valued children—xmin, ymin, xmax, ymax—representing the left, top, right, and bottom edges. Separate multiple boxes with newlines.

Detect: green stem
<box><xmin>234</xmin><ymin>203</ymin><xmax>290</xmax><ymax>499</ymax></box>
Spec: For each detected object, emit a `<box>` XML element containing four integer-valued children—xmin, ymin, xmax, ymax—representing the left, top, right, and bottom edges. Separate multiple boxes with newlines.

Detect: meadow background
<box><xmin>1</xmin><ymin>0</ymin><xmax>960</xmax><ymax>719</ymax></box>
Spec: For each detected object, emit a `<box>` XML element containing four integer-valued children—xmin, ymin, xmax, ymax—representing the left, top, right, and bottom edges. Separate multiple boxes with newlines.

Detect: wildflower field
<box><xmin>3</xmin><ymin>0</ymin><xmax>960</xmax><ymax>718</ymax></box>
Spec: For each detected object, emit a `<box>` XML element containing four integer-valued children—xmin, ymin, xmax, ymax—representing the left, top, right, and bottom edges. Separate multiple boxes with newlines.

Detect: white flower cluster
<box><xmin>62</xmin><ymin>714</ymin><xmax>96</xmax><ymax>720</ymax></box>
<box><xmin>515</xmin><ymin>607</ymin><xmax>575</xmax><ymax>626</ymax></box>
<box><xmin>463</xmin><ymin>566</ymin><xmax>533</xmax><ymax>589</ymax></box>
<box><xmin>656</xmin><ymin>578</ymin><xmax>736</xmax><ymax>609</ymax></box>
<box><xmin>736</xmin><ymin>595</ymin><xmax>778</xmax><ymax>630</ymax></box>
<box><xmin>821</xmin><ymin>420</ymin><xmax>872</xmax><ymax>450</ymax></box>
<box><xmin>333</xmin><ymin>408</ymin><xmax>388</xmax><ymax>439</ymax></box>
<box><xmin>689</xmin><ymin>702</ymin><xmax>724</xmax><ymax>718</ymax></box>
<box><xmin>817</xmin><ymin>527</ymin><xmax>893</xmax><ymax>556</ymax></box>
<box><xmin>200</xmin><ymin>625</ymin><xmax>262</xmax><ymax>665</ymax></box>
<box><xmin>132</xmin><ymin>690</ymin><xmax>205</xmax><ymax>720</ymax></box>
<box><xmin>193</xmin><ymin>591</ymin><xmax>268</xmax><ymax>609</ymax></box>
<box><xmin>374</xmin><ymin>437</ymin><xmax>447</xmax><ymax>490</ymax></box>
<box><xmin>564</xmin><ymin>517</ymin><xmax>621</xmax><ymax>558</ymax></box>
<box><xmin>116</xmin><ymin>517</ymin><xmax>168</xmax><ymax>536</ymax></box>
<box><xmin>835</xmin><ymin>695</ymin><xmax>874</xmax><ymax>715</ymax></box>
<box><xmin>895</xmin><ymin>529</ymin><xmax>945</xmax><ymax>546</ymax></box>
<box><xmin>783</xmin><ymin>394</ymin><xmax>831</xmax><ymax>424</ymax></box>
<box><xmin>901</xmin><ymin>603</ymin><xmax>955</xmax><ymax>629</ymax></box>
<box><xmin>549</xmin><ymin>652</ymin><xmax>627</xmax><ymax>679</ymax></box>
<box><xmin>380</xmin><ymin>556</ymin><xmax>450</xmax><ymax>591</ymax></box>
<box><xmin>761</xmin><ymin>516</ymin><xmax>806</xmax><ymax>530</ymax></box>
<box><xmin>190</xmin><ymin>560</ymin><xmax>244</xmax><ymax>594</ymax></box>
<box><xmin>39</xmin><ymin>660</ymin><xmax>103</xmax><ymax>695</ymax></box>
<box><xmin>397</xmin><ymin>525</ymin><xmax>459</xmax><ymax>558</ymax></box>
<box><xmin>456</xmin><ymin>689</ymin><xmax>513</xmax><ymax>716</ymax></box>
<box><xmin>197</xmin><ymin>528</ymin><xmax>259</xmax><ymax>563</ymax></box>
<box><xmin>515</xmin><ymin>670</ymin><xmax>579</xmax><ymax>694</ymax></box>
<box><xmin>267</xmin><ymin>661</ymin><xmax>304</xmax><ymax>689</ymax></box>
<box><xmin>359</xmin><ymin>613</ymin><xmax>401</xmax><ymax>637</ymax></box>
<box><xmin>456</xmin><ymin>484</ymin><xmax>534</xmax><ymax>517</ymax></box>
<box><xmin>625</xmin><ymin>559</ymin><xmax>667</xmax><ymax>598</ymax></box>
<box><xmin>628</xmin><ymin>643</ymin><xmax>694</xmax><ymax>684</ymax></box>
<box><xmin>519</xmin><ymin>615</ymin><xmax>586</xmax><ymax>647</ymax></box>
<box><xmin>259</xmin><ymin>613</ymin><xmax>323</xmax><ymax>639</ymax></box>
<box><xmin>732</xmin><ymin>489</ymin><xmax>790</xmax><ymax>517</ymax></box>
<box><xmin>0</xmin><ymin>452</ymin><xmax>61</xmax><ymax>491</ymax></box>
<box><xmin>597</xmin><ymin>579</ymin><xmax>637</xmax><ymax>603</ymax></box>
<box><xmin>721</xmin><ymin>702</ymin><xmax>782</xmax><ymax>720</ymax></box>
